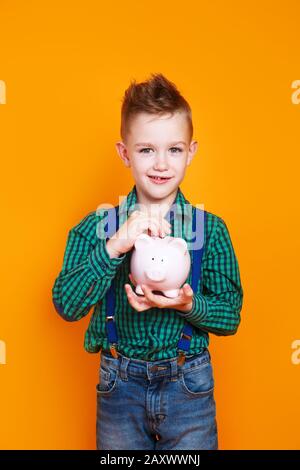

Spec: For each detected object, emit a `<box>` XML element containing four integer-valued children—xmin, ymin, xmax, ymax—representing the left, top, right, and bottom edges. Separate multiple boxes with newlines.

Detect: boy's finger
<box><xmin>125</xmin><ymin>283</ymin><xmax>138</xmax><ymax>298</ymax></box>
<box><xmin>124</xmin><ymin>283</ymin><xmax>133</xmax><ymax>295</ymax></box>
<box><xmin>182</xmin><ymin>284</ymin><xmax>194</xmax><ymax>300</ymax></box>
<box><xmin>140</xmin><ymin>284</ymin><xmax>153</xmax><ymax>302</ymax></box>
<box><xmin>124</xmin><ymin>284</ymin><xmax>140</xmax><ymax>308</ymax></box>
<box><xmin>125</xmin><ymin>284</ymin><xmax>152</xmax><ymax>312</ymax></box>
<box><xmin>142</xmin><ymin>284</ymin><xmax>166</xmax><ymax>308</ymax></box>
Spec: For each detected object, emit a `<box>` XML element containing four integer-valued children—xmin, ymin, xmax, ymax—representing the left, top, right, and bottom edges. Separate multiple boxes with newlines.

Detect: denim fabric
<box><xmin>96</xmin><ymin>348</ymin><xmax>218</xmax><ymax>450</ymax></box>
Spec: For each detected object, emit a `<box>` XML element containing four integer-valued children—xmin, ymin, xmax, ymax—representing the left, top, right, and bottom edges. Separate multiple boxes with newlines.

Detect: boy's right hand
<box><xmin>105</xmin><ymin>210</ymin><xmax>172</xmax><ymax>258</ymax></box>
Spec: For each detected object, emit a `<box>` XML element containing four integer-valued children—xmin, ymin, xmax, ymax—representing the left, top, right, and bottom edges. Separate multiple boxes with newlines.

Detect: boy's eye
<box><xmin>139</xmin><ymin>147</ymin><xmax>183</xmax><ymax>154</ymax></box>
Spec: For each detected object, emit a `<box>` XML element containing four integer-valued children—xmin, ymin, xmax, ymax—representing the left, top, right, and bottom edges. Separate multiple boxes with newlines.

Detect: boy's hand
<box><xmin>124</xmin><ymin>273</ymin><xmax>194</xmax><ymax>313</ymax></box>
<box><xmin>106</xmin><ymin>209</ymin><xmax>171</xmax><ymax>258</ymax></box>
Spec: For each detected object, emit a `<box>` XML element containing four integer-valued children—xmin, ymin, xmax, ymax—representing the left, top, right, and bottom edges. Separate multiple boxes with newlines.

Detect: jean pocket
<box><xmin>96</xmin><ymin>364</ymin><xmax>119</xmax><ymax>396</ymax></box>
<box><xmin>179</xmin><ymin>360</ymin><xmax>215</xmax><ymax>397</ymax></box>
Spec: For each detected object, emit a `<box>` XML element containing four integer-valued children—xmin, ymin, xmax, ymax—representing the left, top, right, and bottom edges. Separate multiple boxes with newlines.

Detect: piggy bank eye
<box><xmin>161</xmin><ymin>259</ymin><xmax>164</xmax><ymax>262</ymax></box>
<box><xmin>152</xmin><ymin>257</ymin><xmax>154</xmax><ymax>260</ymax></box>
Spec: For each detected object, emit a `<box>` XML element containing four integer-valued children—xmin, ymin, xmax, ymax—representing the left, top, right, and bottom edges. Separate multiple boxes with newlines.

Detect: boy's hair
<box><xmin>120</xmin><ymin>73</ymin><xmax>193</xmax><ymax>144</ymax></box>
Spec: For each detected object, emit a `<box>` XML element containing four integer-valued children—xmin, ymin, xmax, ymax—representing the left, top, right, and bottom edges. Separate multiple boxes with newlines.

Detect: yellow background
<box><xmin>0</xmin><ymin>0</ymin><xmax>299</xmax><ymax>449</ymax></box>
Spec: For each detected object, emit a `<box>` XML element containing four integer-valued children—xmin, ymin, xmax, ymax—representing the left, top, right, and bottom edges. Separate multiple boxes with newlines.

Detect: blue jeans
<box><xmin>96</xmin><ymin>348</ymin><xmax>218</xmax><ymax>450</ymax></box>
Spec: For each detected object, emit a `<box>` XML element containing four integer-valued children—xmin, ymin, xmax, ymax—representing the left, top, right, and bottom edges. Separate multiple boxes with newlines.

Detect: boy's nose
<box><xmin>153</xmin><ymin>155</ymin><xmax>169</xmax><ymax>171</ymax></box>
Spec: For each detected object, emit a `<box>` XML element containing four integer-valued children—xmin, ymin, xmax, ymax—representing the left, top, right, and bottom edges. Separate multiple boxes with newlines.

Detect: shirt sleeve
<box><xmin>177</xmin><ymin>216</ymin><xmax>243</xmax><ymax>335</ymax></box>
<box><xmin>52</xmin><ymin>212</ymin><xmax>126</xmax><ymax>322</ymax></box>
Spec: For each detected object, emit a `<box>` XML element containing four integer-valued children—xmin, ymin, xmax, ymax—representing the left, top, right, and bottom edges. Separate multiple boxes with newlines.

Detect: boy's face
<box><xmin>116</xmin><ymin>111</ymin><xmax>198</xmax><ymax>203</ymax></box>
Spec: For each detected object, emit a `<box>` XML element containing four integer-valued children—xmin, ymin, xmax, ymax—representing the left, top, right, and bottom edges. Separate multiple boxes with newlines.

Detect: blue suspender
<box><xmin>104</xmin><ymin>206</ymin><xmax>206</xmax><ymax>364</ymax></box>
<box><xmin>104</xmin><ymin>206</ymin><xmax>120</xmax><ymax>358</ymax></box>
<box><xmin>176</xmin><ymin>207</ymin><xmax>206</xmax><ymax>364</ymax></box>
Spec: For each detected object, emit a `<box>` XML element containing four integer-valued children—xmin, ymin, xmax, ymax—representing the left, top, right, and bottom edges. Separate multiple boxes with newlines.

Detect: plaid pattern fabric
<box><xmin>52</xmin><ymin>185</ymin><xmax>243</xmax><ymax>360</ymax></box>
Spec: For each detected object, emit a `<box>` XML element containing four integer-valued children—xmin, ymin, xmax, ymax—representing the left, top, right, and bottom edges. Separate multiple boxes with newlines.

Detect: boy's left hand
<box><xmin>124</xmin><ymin>273</ymin><xmax>194</xmax><ymax>313</ymax></box>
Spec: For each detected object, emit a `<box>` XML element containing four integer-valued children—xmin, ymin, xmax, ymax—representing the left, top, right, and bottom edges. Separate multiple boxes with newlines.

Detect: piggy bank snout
<box><xmin>145</xmin><ymin>269</ymin><xmax>166</xmax><ymax>282</ymax></box>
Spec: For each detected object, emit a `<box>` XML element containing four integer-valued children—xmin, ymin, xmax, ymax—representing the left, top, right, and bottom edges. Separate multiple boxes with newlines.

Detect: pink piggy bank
<box><xmin>130</xmin><ymin>234</ymin><xmax>191</xmax><ymax>298</ymax></box>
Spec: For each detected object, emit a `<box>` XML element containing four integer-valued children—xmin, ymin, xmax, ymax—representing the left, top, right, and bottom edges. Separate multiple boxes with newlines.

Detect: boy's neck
<box><xmin>135</xmin><ymin>184</ymin><xmax>179</xmax><ymax>218</ymax></box>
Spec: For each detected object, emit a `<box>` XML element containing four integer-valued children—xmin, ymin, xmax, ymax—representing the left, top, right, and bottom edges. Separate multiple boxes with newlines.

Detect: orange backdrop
<box><xmin>0</xmin><ymin>0</ymin><xmax>299</xmax><ymax>450</ymax></box>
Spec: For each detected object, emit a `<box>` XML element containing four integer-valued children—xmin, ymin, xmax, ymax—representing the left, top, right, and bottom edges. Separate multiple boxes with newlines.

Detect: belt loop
<box><xmin>119</xmin><ymin>355</ymin><xmax>130</xmax><ymax>381</ymax></box>
<box><xmin>170</xmin><ymin>359</ymin><xmax>178</xmax><ymax>379</ymax></box>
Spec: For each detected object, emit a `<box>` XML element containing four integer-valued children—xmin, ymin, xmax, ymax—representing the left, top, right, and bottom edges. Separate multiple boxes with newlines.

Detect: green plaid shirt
<box><xmin>52</xmin><ymin>184</ymin><xmax>243</xmax><ymax>360</ymax></box>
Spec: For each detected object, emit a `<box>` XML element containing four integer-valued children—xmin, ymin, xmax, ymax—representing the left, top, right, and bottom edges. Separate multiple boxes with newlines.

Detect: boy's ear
<box><xmin>115</xmin><ymin>141</ymin><xmax>131</xmax><ymax>168</ymax></box>
<box><xmin>186</xmin><ymin>140</ymin><xmax>198</xmax><ymax>166</ymax></box>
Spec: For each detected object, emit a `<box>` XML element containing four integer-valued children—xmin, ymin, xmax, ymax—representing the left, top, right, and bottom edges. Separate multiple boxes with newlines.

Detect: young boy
<box><xmin>52</xmin><ymin>73</ymin><xmax>243</xmax><ymax>450</ymax></box>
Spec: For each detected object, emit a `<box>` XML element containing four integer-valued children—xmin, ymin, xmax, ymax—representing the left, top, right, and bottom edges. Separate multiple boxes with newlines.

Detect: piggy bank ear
<box><xmin>134</xmin><ymin>233</ymin><xmax>153</xmax><ymax>251</ymax></box>
<box><xmin>168</xmin><ymin>237</ymin><xmax>188</xmax><ymax>254</ymax></box>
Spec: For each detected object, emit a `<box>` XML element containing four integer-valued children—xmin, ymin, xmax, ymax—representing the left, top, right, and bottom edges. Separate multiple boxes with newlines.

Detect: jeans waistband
<box><xmin>100</xmin><ymin>348</ymin><xmax>211</xmax><ymax>381</ymax></box>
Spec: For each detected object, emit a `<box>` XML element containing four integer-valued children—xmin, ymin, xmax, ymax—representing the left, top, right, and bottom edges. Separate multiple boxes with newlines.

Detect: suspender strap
<box><xmin>105</xmin><ymin>206</ymin><xmax>120</xmax><ymax>358</ymax></box>
<box><xmin>177</xmin><ymin>208</ymin><xmax>206</xmax><ymax>365</ymax></box>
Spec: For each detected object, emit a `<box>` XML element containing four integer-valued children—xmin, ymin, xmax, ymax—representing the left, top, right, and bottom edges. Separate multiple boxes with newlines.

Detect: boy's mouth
<box><xmin>148</xmin><ymin>175</ymin><xmax>173</xmax><ymax>184</ymax></box>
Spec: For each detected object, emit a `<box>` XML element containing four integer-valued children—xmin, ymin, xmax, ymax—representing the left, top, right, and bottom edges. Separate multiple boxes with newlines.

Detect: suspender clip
<box><xmin>181</xmin><ymin>332</ymin><xmax>192</xmax><ymax>341</ymax></box>
<box><xmin>177</xmin><ymin>351</ymin><xmax>186</xmax><ymax>366</ymax></box>
<box><xmin>106</xmin><ymin>316</ymin><xmax>114</xmax><ymax>322</ymax></box>
<box><xmin>109</xmin><ymin>344</ymin><xmax>119</xmax><ymax>359</ymax></box>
